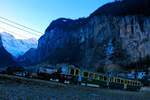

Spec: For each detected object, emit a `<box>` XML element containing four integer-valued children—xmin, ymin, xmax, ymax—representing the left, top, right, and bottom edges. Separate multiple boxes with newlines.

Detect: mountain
<box><xmin>19</xmin><ymin>0</ymin><xmax>150</xmax><ymax>70</ymax></box>
<box><xmin>0</xmin><ymin>32</ymin><xmax>38</xmax><ymax>58</ymax></box>
<box><xmin>0</xmin><ymin>36</ymin><xmax>16</xmax><ymax>67</ymax></box>
<box><xmin>91</xmin><ymin>0</ymin><xmax>150</xmax><ymax>16</ymax></box>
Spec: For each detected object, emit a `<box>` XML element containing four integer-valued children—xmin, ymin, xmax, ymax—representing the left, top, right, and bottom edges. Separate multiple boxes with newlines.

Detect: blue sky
<box><xmin>0</xmin><ymin>0</ymin><xmax>113</xmax><ymax>39</ymax></box>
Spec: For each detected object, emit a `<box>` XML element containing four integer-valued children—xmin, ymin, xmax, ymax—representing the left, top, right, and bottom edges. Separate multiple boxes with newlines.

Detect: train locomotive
<box><xmin>37</xmin><ymin>64</ymin><xmax>143</xmax><ymax>91</ymax></box>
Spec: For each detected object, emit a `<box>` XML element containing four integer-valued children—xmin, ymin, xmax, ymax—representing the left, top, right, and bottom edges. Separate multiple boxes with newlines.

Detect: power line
<box><xmin>0</xmin><ymin>20</ymin><xmax>41</xmax><ymax>36</ymax></box>
<box><xmin>0</xmin><ymin>16</ymin><xmax>43</xmax><ymax>34</ymax></box>
<box><xmin>0</xmin><ymin>26</ymin><xmax>30</xmax><ymax>38</ymax></box>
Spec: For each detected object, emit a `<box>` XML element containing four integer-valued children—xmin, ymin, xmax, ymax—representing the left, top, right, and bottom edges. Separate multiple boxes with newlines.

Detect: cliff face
<box><xmin>119</xmin><ymin>16</ymin><xmax>150</xmax><ymax>61</ymax></box>
<box><xmin>19</xmin><ymin>0</ymin><xmax>150</xmax><ymax>69</ymax></box>
<box><xmin>19</xmin><ymin>16</ymin><xmax>150</xmax><ymax>67</ymax></box>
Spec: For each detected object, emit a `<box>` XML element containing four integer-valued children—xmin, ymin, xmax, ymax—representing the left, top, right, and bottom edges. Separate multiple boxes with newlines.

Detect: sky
<box><xmin>0</xmin><ymin>0</ymin><xmax>113</xmax><ymax>39</ymax></box>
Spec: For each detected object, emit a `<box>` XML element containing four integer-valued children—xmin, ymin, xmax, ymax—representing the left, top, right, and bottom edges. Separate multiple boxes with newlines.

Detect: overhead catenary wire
<box><xmin>0</xmin><ymin>16</ymin><xmax>43</xmax><ymax>34</ymax></box>
<box><xmin>0</xmin><ymin>20</ymin><xmax>41</xmax><ymax>36</ymax></box>
<box><xmin>0</xmin><ymin>26</ymin><xmax>30</xmax><ymax>38</ymax></box>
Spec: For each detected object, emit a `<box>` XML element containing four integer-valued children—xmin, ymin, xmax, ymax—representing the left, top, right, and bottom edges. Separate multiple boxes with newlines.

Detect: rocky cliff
<box><xmin>19</xmin><ymin>0</ymin><xmax>150</xmax><ymax>70</ymax></box>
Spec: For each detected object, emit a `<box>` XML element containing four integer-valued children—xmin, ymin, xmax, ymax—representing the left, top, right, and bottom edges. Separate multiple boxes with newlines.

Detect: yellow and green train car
<box><xmin>82</xmin><ymin>71</ymin><xmax>108</xmax><ymax>88</ymax></box>
<box><xmin>108</xmin><ymin>77</ymin><xmax>142</xmax><ymax>91</ymax></box>
<box><xmin>81</xmin><ymin>70</ymin><xmax>142</xmax><ymax>91</ymax></box>
<box><xmin>53</xmin><ymin>64</ymin><xmax>142</xmax><ymax>91</ymax></box>
<box><xmin>56</xmin><ymin>64</ymin><xmax>80</xmax><ymax>83</ymax></box>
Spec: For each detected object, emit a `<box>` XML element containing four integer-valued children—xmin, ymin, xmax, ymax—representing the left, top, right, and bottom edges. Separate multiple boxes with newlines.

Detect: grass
<box><xmin>0</xmin><ymin>74</ymin><xmax>150</xmax><ymax>100</ymax></box>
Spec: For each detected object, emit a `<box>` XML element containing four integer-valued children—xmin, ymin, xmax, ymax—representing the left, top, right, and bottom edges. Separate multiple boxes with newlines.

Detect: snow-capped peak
<box><xmin>0</xmin><ymin>32</ymin><xmax>38</xmax><ymax>58</ymax></box>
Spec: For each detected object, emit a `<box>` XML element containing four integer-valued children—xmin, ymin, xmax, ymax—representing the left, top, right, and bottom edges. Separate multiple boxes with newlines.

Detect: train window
<box><xmin>99</xmin><ymin>76</ymin><xmax>101</xmax><ymax>80</ymax></box>
<box><xmin>138</xmin><ymin>82</ymin><xmax>140</xmax><ymax>86</ymax></box>
<box><xmin>135</xmin><ymin>82</ymin><xmax>137</xmax><ymax>86</ymax></box>
<box><xmin>124</xmin><ymin>80</ymin><xmax>126</xmax><ymax>84</ymax></box>
<box><xmin>136</xmin><ymin>82</ymin><xmax>138</xmax><ymax>86</ymax></box>
<box><xmin>89</xmin><ymin>73</ymin><xmax>94</xmax><ymax>80</ymax></box>
<box><xmin>110</xmin><ymin>78</ymin><xmax>112</xmax><ymax>82</ymax></box>
<box><xmin>138</xmin><ymin>82</ymin><xmax>141</xmax><ymax>86</ymax></box>
<box><xmin>70</xmin><ymin>69</ymin><xmax>74</xmax><ymax>75</ymax></box>
<box><xmin>128</xmin><ymin>81</ymin><xmax>130</xmax><ymax>84</ymax></box>
<box><xmin>75</xmin><ymin>69</ymin><xmax>79</xmax><ymax>75</ymax></box>
<box><xmin>130</xmin><ymin>81</ymin><xmax>132</xmax><ymax>86</ymax></box>
<box><xmin>133</xmin><ymin>82</ymin><xmax>135</xmax><ymax>86</ymax></box>
<box><xmin>111</xmin><ymin>78</ymin><xmax>113</xmax><ymax>82</ymax></box>
<box><xmin>95</xmin><ymin>74</ymin><xmax>99</xmax><ymax>80</ymax></box>
<box><xmin>134</xmin><ymin>82</ymin><xmax>136</xmax><ymax>86</ymax></box>
<box><xmin>110</xmin><ymin>78</ymin><xmax>114</xmax><ymax>82</ymax></box>
<box><xmin>115</xmin><ymin>78</ymin><xmax>117</xmax><ymax>83</ymax></box>
<box><xmin>83</xmin><ymin>72</ymin><xmax>89</xmax><ymax>78</ymax></box>
<box><xmin>133</xmin><ymin>81</ymin><xmax>135</xmax><ymax>86</ymax></box>
<box><xmin>113</xmin><ymin>78</ymin><xmax>116</xmax><ymax>82</ymax></box>
<box><xmin>131</xmin><ymin>81</ymin><xmax>134</xmax><ymax>86</ymax></box>
<box><xmin>99</xmin><ymin>75</ymin><xmax>103</xmax><ymax>80</ymax></box>
<box><xmin>129</xmin><ymin>81</ymin><xmax>132</xmax><ymax>85</ymax></box>
<box><xmin>104</xmin><ymin>76</ymin><xmax>107</xmax><ymax>81</ymax></box>
<box><xmin>117</xmin><ymin>78</ymin><xmax>120</xmax><ymax>83</ymax></box>
<box><xmin>121</xmin><ymin>80</ymin><xmax>124</xmax><ymax>84</ymax></box>
<box><xmin>130</xmin><ymin>81</ymin><xmax>132</xmax><ymax>85</ymax></box>
<box><xmin>128</xmin><ymin>81</ymin><xmax>130</xmax><ymax>85</ymax></box>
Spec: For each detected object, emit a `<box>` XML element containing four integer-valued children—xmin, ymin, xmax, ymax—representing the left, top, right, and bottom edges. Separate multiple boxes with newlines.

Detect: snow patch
<box><xmin>62</xmin><ymin>19</ymin><xmax>67</xmax><ymax>22</ymax></box>
<box><xmin>0</xmin><ymin>32</ymin><xmax>38</xmax><ymax>58</ymax></box>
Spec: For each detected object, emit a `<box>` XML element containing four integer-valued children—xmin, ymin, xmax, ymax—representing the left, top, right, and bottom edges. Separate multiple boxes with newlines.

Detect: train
<box><xmin>37</xmin><ymin>64</ymin><xmax>143</xmax><ymax>91</ymax></box>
